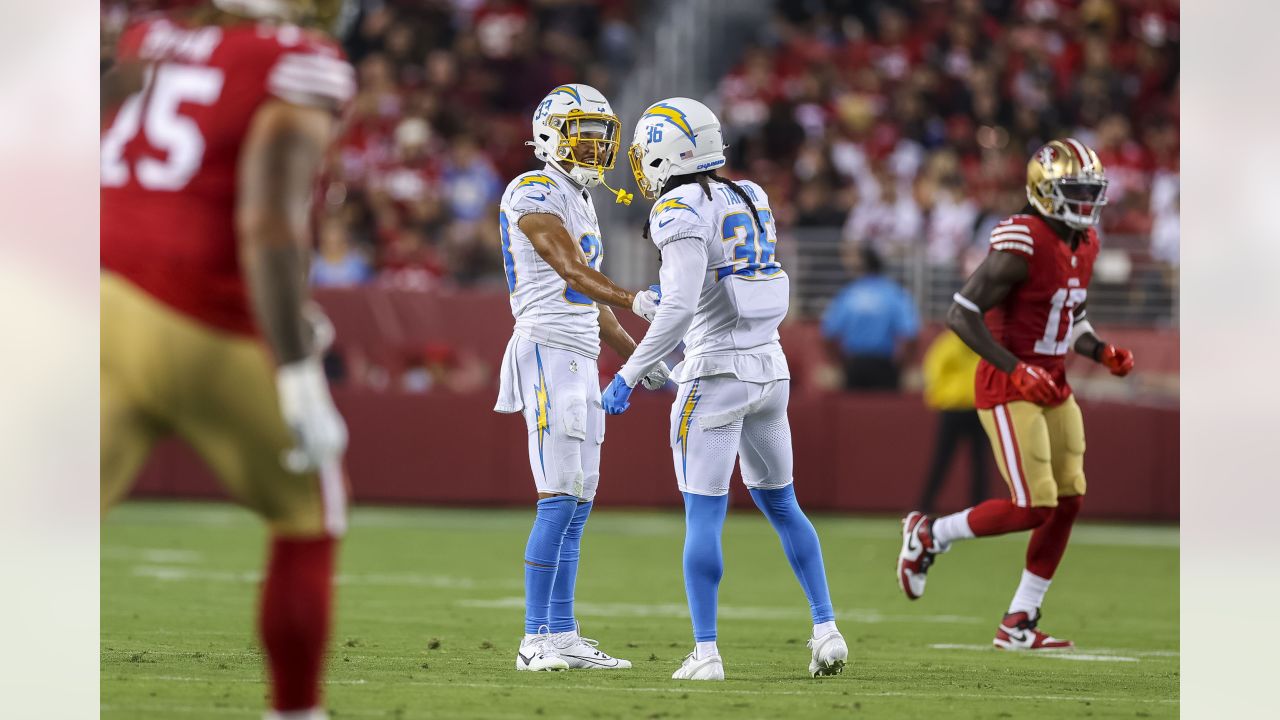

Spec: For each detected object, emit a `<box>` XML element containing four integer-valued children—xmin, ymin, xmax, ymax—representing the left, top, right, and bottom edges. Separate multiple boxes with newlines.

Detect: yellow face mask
<box><xmin>548</xmin><ymin>111</ymin><xmax>632</xmax><ymax>205</ymax></box>
<box><xmin>550</xmin><ymin>112</ymin><xmax>621</xmax><ymax>172</ymax></box>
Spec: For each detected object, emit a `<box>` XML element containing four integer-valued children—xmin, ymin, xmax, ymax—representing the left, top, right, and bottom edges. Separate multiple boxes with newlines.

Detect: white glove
<box><xmin>640</xmin><ymin>361</ymin><xmax>671</xmax><ymax>390</ymax></box>
<box><xmin>631</xmin><ymin>288</ymin><xmax>661</xmax><ymax>323</ymax></box>
<box><xmin>276</xmin><ymin>357</ymin><xmax>348</xmax><ymax>473</ymax></box>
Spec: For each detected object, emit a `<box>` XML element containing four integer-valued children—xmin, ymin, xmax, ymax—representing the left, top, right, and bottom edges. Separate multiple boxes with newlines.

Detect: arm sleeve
<box><xmin>618</xmin><ymin>237</ymin><xmax>708</xmax><ymax>386</ymax></box>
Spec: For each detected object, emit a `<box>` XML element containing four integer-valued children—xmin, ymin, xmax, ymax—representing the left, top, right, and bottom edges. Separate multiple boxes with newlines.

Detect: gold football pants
<box><xmin>101</xmin><ymin>272</ymin><xmax>345</xmax><ymax>537</ymax></box>
<box><xmin>977</xmin><ymin>397</ymin><xmax>1086</xmax><ymax>508</ymax></box>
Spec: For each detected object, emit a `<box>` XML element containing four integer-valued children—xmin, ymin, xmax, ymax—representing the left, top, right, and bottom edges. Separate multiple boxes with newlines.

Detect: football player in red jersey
<box><xmin>895</xmin><ymin>139</ymin><xmax>1136</xmax><ymax>650</ymax></box>
<box><xmin>101</xmin><ymin>1</ymin><xmax>356</xmax><ymax>717</ymax></box>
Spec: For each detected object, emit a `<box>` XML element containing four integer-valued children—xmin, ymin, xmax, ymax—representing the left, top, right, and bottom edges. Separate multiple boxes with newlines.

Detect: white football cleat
<box><xmin>807</xmin><ymin>630</ymin><xmax>848</xmax><ymax>677</ymax></box>
<box><xmin>550</xmin><ymin>630</ymin><xmax>632</xmax><ymax>669</ymax></box>
<box><xmin>897</xmin><ymin>511</ymin><xmax>947</xmax><ymax>600</ymax></box>
<box><xmin>516</xmin><ymin>627</ymin><xmax>569</xmax><ymax>671</ymax></box>
<box><xmin>671</xmin><ymin>652</ymin><xmax>724</xmax><ymax>681</ymax></box>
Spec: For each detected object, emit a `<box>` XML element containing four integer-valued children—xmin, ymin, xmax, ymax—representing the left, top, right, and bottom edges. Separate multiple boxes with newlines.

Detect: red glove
<box><xmin>1010</xmin><ymin>362</ymin><xmax>1060</xmax><ymax>405</ymax></box>
<box><xmin>1098</xmin><ymin>344</ymin><xmax>1135</xmax><ymax>377</ymax></box>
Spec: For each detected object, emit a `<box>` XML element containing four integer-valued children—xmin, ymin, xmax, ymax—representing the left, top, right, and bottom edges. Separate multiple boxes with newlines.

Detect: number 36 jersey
<box><xmin>101</xmin><ymin>16</ymin><xmax>354</xmax><ymax>335</ymax></box>
<box><xmin>647</xmin><ymin>179</ymin><xmax>789</xmax><ymax>384</ymax></box>
<box><xmin>975</xmin><ymin>212</ymin><xmax>1099</xmax><ymax>409</ymax></box>
<box><xmin>498</xmin><ymin>165</ymin><xmax>604</xmax><ymax>359</ymax></box>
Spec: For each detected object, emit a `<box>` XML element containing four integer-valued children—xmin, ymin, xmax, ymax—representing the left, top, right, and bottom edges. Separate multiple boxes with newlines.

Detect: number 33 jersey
<box><xmin>101</xmin><ymin>16</ymin><xmax>355</xmax><ymax>335</ymax></box>
<box><xmin>498</xmin><ymin>165</ymin><xmax>604</xmax><ymax>359</ymax></box>
<box><xmin>975</xmin><ymin>212</ymin><xmax>1099</xmax><ymax>409</ymax></box>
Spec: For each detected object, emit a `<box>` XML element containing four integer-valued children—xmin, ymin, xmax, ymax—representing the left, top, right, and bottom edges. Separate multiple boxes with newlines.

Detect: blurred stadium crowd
<box><xmin>722</xmin><ymin>0</ymin><xmax>1180</xmax><ymax>274</ymax></box>
<box><xmin>102</xmin><ymin>0</ymin><xmax>1179</xmax><ymax>292</ymax></box>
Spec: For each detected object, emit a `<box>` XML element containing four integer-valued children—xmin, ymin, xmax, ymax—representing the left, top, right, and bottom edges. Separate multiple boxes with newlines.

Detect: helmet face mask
<box><xmin>1027</xmin><ymin>138</ymin><xmax>1108</xmax><ymax>230</ymax></box>
<box><xmin>551</xmin><ymin>113</ymin><xmax>621</xmax><ymax>173</ymax></box>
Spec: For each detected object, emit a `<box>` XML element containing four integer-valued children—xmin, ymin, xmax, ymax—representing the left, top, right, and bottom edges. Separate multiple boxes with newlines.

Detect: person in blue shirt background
<box><xmin>821</xmin><ymin>247</ymin><xmax>921</xmax><ymax>391</ymax></box>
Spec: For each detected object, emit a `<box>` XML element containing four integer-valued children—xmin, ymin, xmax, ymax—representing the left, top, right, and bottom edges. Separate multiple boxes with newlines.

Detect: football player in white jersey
<box><xmin>495</xmin><ymin>83</ymin><xmax>669</xmax><ymax>672</ymax></box>
<box><xmin>602</xmin><ymin>98</ymin><xmax>848</xmax><ymax>681</ymax></box>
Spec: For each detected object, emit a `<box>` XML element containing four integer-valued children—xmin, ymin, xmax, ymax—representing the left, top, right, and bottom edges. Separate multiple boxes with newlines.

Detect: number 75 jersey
<box><xmin>975</xmin><ymin>212</ymin><xmax>1099</xmax><ymax>409</ymax></box>
<box><xmin>101</xmin><ymin>16</ymin><xmax>354</xmax><ymax>336</ymax></box>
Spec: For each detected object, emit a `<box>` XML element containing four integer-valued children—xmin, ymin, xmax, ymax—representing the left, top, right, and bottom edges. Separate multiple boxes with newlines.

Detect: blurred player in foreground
<box><xmin>603</xmin><ymin>98</ymin><xmax>847</xmax><ymax>680</ymax></box>
<box><xmin>101</xmin><ymin>1</ymin><xmax>355</xmax><ymax>716</ymax></box>
<box><xmin>494</xmin><ymin>83</ymin><xmax>668</xmax><ymax>672</ymax></box>
<box><xmin>896</xmin><ymin>139</ymin><xmax>1136</xmax><ymax>650</ymax></box>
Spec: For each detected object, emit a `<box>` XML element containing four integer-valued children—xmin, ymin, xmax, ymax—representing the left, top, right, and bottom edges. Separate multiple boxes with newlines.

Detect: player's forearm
<box><xmin>598</xmin><ymin>307</ymin><xmax>638</xmax><ymax>360</ymax></box>
<box><xmin>946</xmin><ymin>303</ymin><xmax>1019</xmax><ymax>374</ymax></box>
<box><xmin>242</xmin><ymin>236</ymin><xmax>311</xmax><ymax>365</ymax></box>
<box><xmin>562</xmin><ymin>265</ymin><xmax>636</xmax><ymax>310</ymax></box>
<box><xmin>619</xmin><ymin>240</ymin><xmax>703</xmax><ymax>385</ymax></box>
<box><xmin>620</xmin><ymin>306</ymin><xmax>692</xmax><ymax>386</ymax></box>
<box><xmin>1071</xmin><ymin>313</ymin><xmax>1105</xmax><ymax>361</ymax></box>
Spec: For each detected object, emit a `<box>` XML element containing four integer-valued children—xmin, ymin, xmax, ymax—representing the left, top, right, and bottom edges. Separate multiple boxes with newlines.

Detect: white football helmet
<box><xmin>628</xmin><ymin>98</ymin><xmax>726</xmax><ymax>201</ymax></box>
<box><xmin>528</xmin><ymin>84</ymin><xmax>626</xmax><ymax>195</ymax></box>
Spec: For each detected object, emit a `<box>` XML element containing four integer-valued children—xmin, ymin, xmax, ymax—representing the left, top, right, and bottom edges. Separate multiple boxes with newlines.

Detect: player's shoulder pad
<box><xmin>987</xmin><ymin>214</ymin><xmax>1040</xmax><ymax>258</ymax></box>
<box><xmin>247</xmin><ymin>24</ymin><xmax>354</xmax><ymax>112</ymax></box>
<box><xmin>649</xmin><ymin>183</ymin><xmax>710</xmax><ymax>249</ymax></box>
<box><xmin>503</xmin><ymin>170</ymin><xmax>570</xmax><ymax>222</ymax></box>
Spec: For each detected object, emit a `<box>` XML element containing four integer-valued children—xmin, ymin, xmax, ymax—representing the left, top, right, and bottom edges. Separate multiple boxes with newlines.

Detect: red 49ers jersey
<box><xmin>974</xmin><ymin>213</ymin><xmax>1099</xmax><ymax>409</ymax></box>
<box><xmin>101</xmin><ymin>16</ymin><xmax>354</xmax><ymax>335</ymax></box>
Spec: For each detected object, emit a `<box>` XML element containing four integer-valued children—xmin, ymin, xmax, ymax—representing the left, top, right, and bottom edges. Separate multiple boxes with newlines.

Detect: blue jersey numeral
<box><xmin>500</xmin><ymin>211</ymin><xmax>517</xmax><ymax>293</ymax></box>
<box><xmin>564</xmin><ymin>233</ymin><xmax>604</xmax><ymax>305</ymax></box>
<box><xmin>717</xmin><ymin>208</ymin><xmax>781</xmax><ymax>280</ymax></box>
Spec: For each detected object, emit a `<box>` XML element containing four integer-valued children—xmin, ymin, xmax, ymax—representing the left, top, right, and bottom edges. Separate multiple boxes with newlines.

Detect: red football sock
<box><xmin>1026</xmin><ymin>495</ymin><xmax>1082</xmax><ymax>579</ymax></box>
<box><xmin>966</xmin><ymin>499</ymin><xmax>1052</xmax><ymax>537</ymax></box>
<box><xmin>259</xmin><ymin>535</ymin><xmax>336</xmax><ymax>712</ymax></box>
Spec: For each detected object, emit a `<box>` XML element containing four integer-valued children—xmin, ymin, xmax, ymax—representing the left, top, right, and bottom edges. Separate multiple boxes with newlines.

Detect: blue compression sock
<box><xmin>524</xmin><ymin>495</ymin><xmax>577</xmax><ymax>634</ymax></box>
<box><xmin>750</xmin><ymin>485</ymin><xmax>836</xmax><ymax>624</ymax></box>
<box><xmin>682</xmin><ymin>492</ymin><xmax>729</xmax><ymax>642</ymax></box>
<box><xmin>548</xmin><ymin>500</ymin><xmax>592</xmax><ymax>633</ymax></box>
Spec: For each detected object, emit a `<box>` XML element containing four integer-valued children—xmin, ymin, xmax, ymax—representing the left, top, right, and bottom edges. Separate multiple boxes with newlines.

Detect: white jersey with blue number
<box><xmin>498</xmin><ymin>163</ymin><xmax>604</xmax><ymax>359</ymax></box>
<box><xmin>645</xmin><ymin>179</ymin><xmax>790</xmax><ymax>384</ymax></box>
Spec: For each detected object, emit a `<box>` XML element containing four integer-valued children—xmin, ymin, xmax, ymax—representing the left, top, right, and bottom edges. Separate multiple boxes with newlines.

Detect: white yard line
<box><xmin>112</xmin><ymin>675</ymin><xmax>1178</xmax><ymax>705</ymax></box>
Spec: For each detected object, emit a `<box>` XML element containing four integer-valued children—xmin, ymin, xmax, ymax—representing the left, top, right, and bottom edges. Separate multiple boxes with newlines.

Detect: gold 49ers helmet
<box><xmin>1027</xmin><ymin>138</ymin><xmax>1109</xmax><ymax>230</ymax></box>
<box><xmin>211</xmin><ymin>0</ymin><xmax>357</xmax><ymax>36</ymax></box>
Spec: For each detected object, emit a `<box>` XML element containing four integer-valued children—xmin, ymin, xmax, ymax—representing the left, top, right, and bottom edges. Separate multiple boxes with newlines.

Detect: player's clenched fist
<box><xmin>276</xmin><ymin>358</ymin><xmax>348</xmax><ymax>473</ymax></box>
<box><xmin>1009</xmin><ymin>362</ymin><xmax>1059</xmax><ymax>405</ymax></box>
<box><xmin>1098</xmin><ymin>344</ymin><xmax>1134</xmax><ymax>377</ymax></box>
<box><xmin>602</xmin><ymin>373</ymin><xmax>634</xmax><ymax>415</ymax></box>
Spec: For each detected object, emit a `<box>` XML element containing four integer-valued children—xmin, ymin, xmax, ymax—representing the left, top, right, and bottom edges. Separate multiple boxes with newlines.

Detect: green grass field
<box><xmin>102</xmin><ymin>502</ymin><xmax>1178</xmax><ymax>719</ymax></box>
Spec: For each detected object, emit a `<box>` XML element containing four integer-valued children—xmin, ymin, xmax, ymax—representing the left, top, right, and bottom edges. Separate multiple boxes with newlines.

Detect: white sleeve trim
<box><xmin>267</xmin><ymin>52</ymin><xmax>355</xmax><ymax>109</ymax></box>
<box><xmin>952</xmin><ymin>293</ymin><xmax>981</xmax><ymax>313</ymax></box>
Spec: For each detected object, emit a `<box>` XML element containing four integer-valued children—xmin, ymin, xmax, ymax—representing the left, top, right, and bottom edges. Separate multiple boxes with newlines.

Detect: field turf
<box><xmin>102</xmin><ymin>502</ymin><xmax>1178</xmax><ymax>719</ymax></box>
